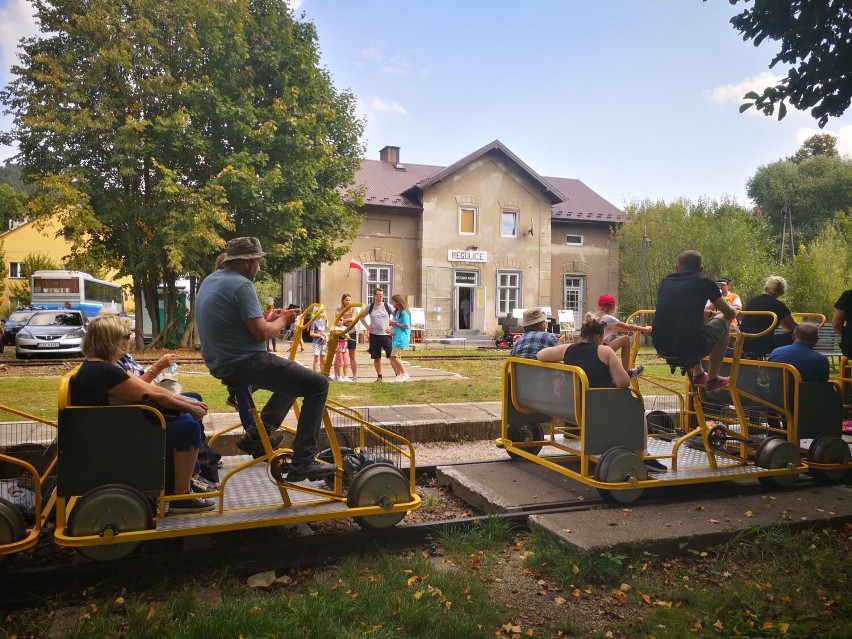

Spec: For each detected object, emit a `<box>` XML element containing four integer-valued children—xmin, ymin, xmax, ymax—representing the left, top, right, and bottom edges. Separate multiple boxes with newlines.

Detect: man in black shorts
<box><xmin>362</xmin><ymin>288</ymin><xmax>394</xmax><ymax>382</ymax></box>
<box><xmin>652</xmin><ymin>250</ymin><xmax>739</xmax><ymax>391</ymax></box>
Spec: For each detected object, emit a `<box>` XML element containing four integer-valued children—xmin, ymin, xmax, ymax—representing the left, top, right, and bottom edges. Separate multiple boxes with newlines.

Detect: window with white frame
<box><xmin>497</xmin><ymin>270</ymin><xmax>522</xmax><ymax>316</ymax></box>
<box><xmin>459</xmin><ymin>207</ymin><xmax>477</xmax><ymax>234</ymax></box>
<box><xmin>365</xmin><ymin>265</ymin><xmax>393</xmax><ymax>304</ymax></box>
<box><xmin>9</xmin><ymin>262</ymin><xmax>23</xmax><ymax>279</ymax></box>
<box><xmin>565</xmin><ymin>234</ymin><xmax>583</xmax><ymax>246</ymax></box>
<box><xmin>501</xmin><ymin>210</ymin><xmax>518</xmax><ymax>237</ymax></box>
<box><xmin>563</xmin><ymin>275</ymin><xmax>586</xmax><ymax>318</ymax></box>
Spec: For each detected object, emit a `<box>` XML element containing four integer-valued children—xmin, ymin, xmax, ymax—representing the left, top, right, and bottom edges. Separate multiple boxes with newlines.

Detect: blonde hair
<box><xmin>83</xmin><ymin>315</ymin><xmax>129</xmax><ymax>361</ymax></box>
<box><xmin>764</xmin><ymin>275</ymin><xmax>787</xmax><ymax>297</ymax></box>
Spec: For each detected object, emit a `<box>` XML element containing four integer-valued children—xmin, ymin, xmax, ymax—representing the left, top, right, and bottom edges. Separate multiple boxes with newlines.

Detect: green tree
<box><xmin>616</xmin><ymin>197</ymin><xmax>776</xmax><ymax>315</ymax></box>
<box><xmin>788</xmin><ymin>132</ymin><xmax>839</xmax><ymax>163</ymax></box>
<box><xmin>724</xmin><ymin>0</ymin><xmax>852</xmax><ymax>127</ymax></box>
<box><xmin>747</xmin><ymin>152</ymin><xmax>852</xmax><ymax>246</ymax></box>
<box><xmin>1</xmin><ymin>0</ymin><xmax>364</xmax><ymax>346</ymax></box>
<box><xmin>0</xmin><ymin>161</ymin><xmax>30</xmax><ymax>193</ymax></box>
<box><xmin>785</xmin><ymin>214</ymin><xmax>852</xmax><ymax>316</ymax></box>
<box><xmin>7</xmin><ymin>253</ymin><xmax>61</xmax><ymax>305</ymax></box>
<box><xmin>0</xmin><ymin>184</ymin><xmax>27</xmax><ymax>229</ymax></box>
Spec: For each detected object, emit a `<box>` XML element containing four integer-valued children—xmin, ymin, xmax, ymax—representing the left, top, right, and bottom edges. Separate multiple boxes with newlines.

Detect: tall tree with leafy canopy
<box><xmin>616</xmin><ymin>197</ymin><xmax>775</xmax><ymax>315</ymax></box>
<box><xmin>724</xmin><ymin>0</ymin><xmax>852</xmax><ymax>127</ymax></box>
<box><xmin>747</xmin><ymin>134</ymin><xmax>852</xmax><ymax>246</ymax></box>
<box><xmin>1</xmin><ymin>0</ymin><xmax>364</xmax><ymax>346</ymax></box>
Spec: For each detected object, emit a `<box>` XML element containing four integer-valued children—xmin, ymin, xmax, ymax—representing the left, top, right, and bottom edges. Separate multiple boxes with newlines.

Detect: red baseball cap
<box><xmin>598</xmin><ymin>294</ymin><xmax>616</xmax><ymax>308</ymax></box>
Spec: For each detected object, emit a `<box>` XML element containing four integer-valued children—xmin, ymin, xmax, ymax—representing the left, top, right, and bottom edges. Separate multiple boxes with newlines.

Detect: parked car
<box><xmin>3</xmin><ymin>306</ymin><xmax>46</xmax><ymax>347</ymax></box>
<box><xmin>15</xmin><ymin>310</ymin><xmax>89</xmax><ymax>359</ymax></box>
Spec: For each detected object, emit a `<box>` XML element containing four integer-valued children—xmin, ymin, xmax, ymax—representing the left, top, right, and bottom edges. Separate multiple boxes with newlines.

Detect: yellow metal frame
<box><xmin>495</xmin><ymin>307</ymin><xmax>838</xmax><ymax>495</ymax></box>
<box><xmin>51</xmin><ymin>309</ymin><xmax>421</xmax><ymax>552</ymax></box>
<box><xmin>0</xmin><ymin>405</ymin><xmax>58</xmax><ymax>557</ymax></box>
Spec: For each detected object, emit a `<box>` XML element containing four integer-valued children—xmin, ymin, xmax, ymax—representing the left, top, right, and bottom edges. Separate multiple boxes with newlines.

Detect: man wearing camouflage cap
<box><xmin>196</xmin><ymin>237</ymin><xmax>334</xmax><ymax>482</ymax></box>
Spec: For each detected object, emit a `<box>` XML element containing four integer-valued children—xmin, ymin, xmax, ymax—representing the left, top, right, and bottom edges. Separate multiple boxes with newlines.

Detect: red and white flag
<box><xmin>349</xmin><ymin>258</ymin><xmax>366</xmax><ymax>273</ymax></box>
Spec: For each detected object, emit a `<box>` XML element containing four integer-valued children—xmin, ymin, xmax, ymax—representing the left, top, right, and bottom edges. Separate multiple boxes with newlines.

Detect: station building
<box><xmin>286</xmin><ymin>140</ymin><xmax>625</xmax><ymax>339</ymax></box>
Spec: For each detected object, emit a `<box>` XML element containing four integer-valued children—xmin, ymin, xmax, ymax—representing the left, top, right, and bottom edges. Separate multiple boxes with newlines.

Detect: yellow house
<box><xmin>1</xmin><ymin>217</ymin><xmax>73</xmax><ymax>307</ymax></box>
<box><xmin>1</xmin><ymin>218</ymin><xmax>130</xmax><ymax>308</ymax></box>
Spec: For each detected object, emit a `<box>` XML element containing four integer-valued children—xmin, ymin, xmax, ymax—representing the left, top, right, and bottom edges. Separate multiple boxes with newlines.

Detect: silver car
<box><xmin>15</xmin><ymin>310</ymin><xmax>89</xmax><ymax>359</ymax></box>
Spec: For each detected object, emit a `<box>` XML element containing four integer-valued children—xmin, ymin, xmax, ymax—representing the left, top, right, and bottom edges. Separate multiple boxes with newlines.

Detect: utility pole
<box><xmin>639</xmin><ymin>227</ymin><xmax>651</xmax><ymax>344</ymax></box>
<box><xmin>779</xmin><ymin>199</ymin><xmax>795</xmax><ymax>265</ymax></box>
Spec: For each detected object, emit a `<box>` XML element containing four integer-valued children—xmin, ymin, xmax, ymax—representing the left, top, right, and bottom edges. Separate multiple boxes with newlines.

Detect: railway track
<box><xmin>0</xmin><ymin>468</ymin><xmax>828</xmax><ymax>609</ymax></box>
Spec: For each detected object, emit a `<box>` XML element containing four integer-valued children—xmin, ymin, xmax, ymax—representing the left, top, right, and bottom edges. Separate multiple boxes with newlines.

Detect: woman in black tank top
<box><xmin>535</xmin><ymin>314</ymin><xmax>631</xmax><ymax>388</ymax></box>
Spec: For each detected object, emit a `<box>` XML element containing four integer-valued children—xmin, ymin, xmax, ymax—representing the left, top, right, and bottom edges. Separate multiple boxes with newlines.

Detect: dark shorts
<box><xmin>697</xmin><ymin>317</ymin><xmax>730</xmax><ymax>357</ymax></box>
<box><xmin>368</xmin><ymin>333</ymin><xmax>393</xmax><ymax>359</ymax></box>
<box><xmin>347</xmin><ymin>336</ymin><xmax>357</xmax><ymax>352</ymax></box>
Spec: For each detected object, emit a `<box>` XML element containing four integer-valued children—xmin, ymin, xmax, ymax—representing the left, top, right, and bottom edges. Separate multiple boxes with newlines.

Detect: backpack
<box><xmin>366</xmin><ymin>301</ymin><xmax>394</xmax><ymax>316</ymax></box>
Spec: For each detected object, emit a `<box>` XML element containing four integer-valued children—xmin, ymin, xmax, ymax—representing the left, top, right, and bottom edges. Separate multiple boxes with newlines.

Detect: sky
<box><xmin>1</xmin><ymin>0</ymin><xmax>850</xmax><ymax>209</ymax></box>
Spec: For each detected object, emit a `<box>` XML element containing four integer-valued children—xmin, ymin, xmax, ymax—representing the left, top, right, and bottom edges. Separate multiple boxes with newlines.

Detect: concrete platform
<box><xmin>436</xmin><ymin>459</ymin><xmax>852</xmax><ymax>555</ymax></box>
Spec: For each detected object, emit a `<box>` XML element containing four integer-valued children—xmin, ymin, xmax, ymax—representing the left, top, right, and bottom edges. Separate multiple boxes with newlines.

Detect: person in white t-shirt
<box><xmin>594</xmin><ymin>294</ymin><xmax>651</xmax><ymax>379</ymax></box>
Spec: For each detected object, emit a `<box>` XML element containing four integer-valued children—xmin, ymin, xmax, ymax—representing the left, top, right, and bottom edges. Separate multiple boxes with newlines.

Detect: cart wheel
<box><xmin>269</xmin><ymin>452</ymin><xmax>292</xmax><ymax>483</ymax></box>
<box><xmin>0</xmin><ymin>497</ymin><xmax>27</xmax><ymax>545</ymax></box>
<box><xmin>756</xmin><ymin>437</ymin><xmax>800</xmax><ymax>488</ymax></box>
<box><xmin>646</xmin><ymin>410</ymin><xmax>676</xmax><ymax>437</ymax></box>
<box><xmin>505</xmin><ymin>423</ymin><xmax>544</xmax><ymax>460</ymax></box>
<box><xmin>807</xmin><ymin>434</ymin><xmax>851</xmax><ymax>483</ymax></box>
<box><xmin>67</xmin><ymin>484</ymin><xmax>152</xmax><ymax>561</ymax></box>
<box><xmin>594</xmin><ymin>449</ymin><xmax>647</xmax><ymax>504</ymax></box>
<box><xmin>347</xmin><ymin>463</ymin><xmax>410</xmax><ymax>530</ymax></box>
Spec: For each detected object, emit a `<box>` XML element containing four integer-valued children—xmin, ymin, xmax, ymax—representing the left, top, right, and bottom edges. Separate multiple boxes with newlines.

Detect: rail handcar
<box><xmin>0</xmin><ymin>406</ymin><xmax>57</xmax><ymax>561</ymax></box>
<box><xmin>497</xmin><ymin>310</ymin><xmax>851</xmax><ymax>503</ymax></box>
<box><xmin>51</xmin><ymin>304</ymin><xmax>420</xmax><ymax>561</ymax></box>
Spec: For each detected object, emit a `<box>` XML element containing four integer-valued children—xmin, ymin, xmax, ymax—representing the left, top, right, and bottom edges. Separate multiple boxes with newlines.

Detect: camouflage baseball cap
<box><xmin>222</xmin><ymin>237</ymin><xmax>267</xmax><ymax>262</ymax></box>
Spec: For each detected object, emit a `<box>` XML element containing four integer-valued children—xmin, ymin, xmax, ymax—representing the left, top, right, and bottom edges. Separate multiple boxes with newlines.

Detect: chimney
<box><xmin>379</xmin><ymin>146</ymin><xmax>400</xmax><ymax>164</ymax></box>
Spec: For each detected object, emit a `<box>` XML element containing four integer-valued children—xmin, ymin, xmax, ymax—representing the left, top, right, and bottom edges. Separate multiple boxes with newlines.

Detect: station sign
<box><xmin>448</xmin><ymin>249</ymin><xmax>487</xmax><ymax>263</ymax></box>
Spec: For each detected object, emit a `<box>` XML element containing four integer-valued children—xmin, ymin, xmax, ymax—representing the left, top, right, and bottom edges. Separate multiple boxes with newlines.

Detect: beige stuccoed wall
<box><xmin>550</xmin><ymin>223</ymin><xmax>620</xmax><ymax>318</ymax></box>
<box><xmin>416</xmin><ymin>151</ymin><xmax>555</xmax><ymax>335</ymax></box>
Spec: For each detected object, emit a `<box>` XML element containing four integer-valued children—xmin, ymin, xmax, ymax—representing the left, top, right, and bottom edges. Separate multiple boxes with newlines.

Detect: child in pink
<box><xmin>332</xmin><ymin>321</ymin><xmax>352</xmax><ymax>381</ymax></box>
<box><xmin>595</xmin><ymin>294</ymin><xmax>652</xmax><ymax>379</ymax></box>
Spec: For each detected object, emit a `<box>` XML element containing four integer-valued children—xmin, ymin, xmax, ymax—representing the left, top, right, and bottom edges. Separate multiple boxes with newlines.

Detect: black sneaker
<box><xmin>287</xmin><ymin>461</ymin><xmax>337</xmax><ymax>482</ymax></box>
<box><xmin>644</xmin><ymin>459</ymin><xmax>668</xmax><ymax>472</ymax></box>
<box><xmin>169</xmin><ymin>498</ymin><xmax>215</xmax><ymax>514</ymax></box>
<box><xmin>236</xmin><ymin>431</ymin><xmax>285</xmax><ymax>456</ymax></box>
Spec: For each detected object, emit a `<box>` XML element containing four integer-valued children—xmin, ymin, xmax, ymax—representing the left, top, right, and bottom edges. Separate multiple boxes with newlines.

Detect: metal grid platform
<box><xmin>156</xmin><ymin>456</ymin><xmax>346</xmax><ymax>532</ymax></box>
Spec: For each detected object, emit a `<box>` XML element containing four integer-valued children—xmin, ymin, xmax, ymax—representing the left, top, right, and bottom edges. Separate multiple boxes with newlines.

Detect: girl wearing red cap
<box><xmin>595</xmin><ymin>294</ymin><xmax>652</xmax><ymax>379</ymax></box>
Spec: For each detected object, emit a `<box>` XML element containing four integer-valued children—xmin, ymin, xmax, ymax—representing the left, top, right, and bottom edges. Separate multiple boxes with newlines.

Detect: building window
<box><xmin>365</xmin><ymin>265</ymin><xmax>393</xmax><ymax>303</ymax></box>
<box><xmin>459</xmin><ymin>207</ymin><xmax>477</xmax><ymax>235</ymax></box>
<box><xmin>497</xmin><ymin>270</ymin><xmax>522</xmax><ymax>316</ymax></box>
<box><xmin>501</xmin><ymin>211</ymin><xmax>518</xmax><ymax>237</ymax></box>
<box><xmin>566</xmin><ymin>234</ymin><xmax>583</xmax><ymax>245</ymax></box>
<box><xmin>563</xmin><ymin>275</ymin><xmax>586</xmax><ymax>318</ymax></box>
<box><xmin>9</xmin><ymin>262</ymin><xmax>23</xmax><ymax>279</ymax></box>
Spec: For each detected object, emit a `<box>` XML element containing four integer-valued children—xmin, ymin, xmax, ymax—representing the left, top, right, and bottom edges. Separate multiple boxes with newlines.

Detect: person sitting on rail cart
<box><xmin>739</xmin><ymin>275</ymin><xmax>798</xmax><ymax>358</ymax></box>
<box><xmin>651</xmin><ymin>250</ymin><xmax>738</xmax><ymax>391</ymax></box>
<box><xmin>69</xmin><ymin>315</ymin><xmax>214</xmax><ymax>514</ymax></box>
<box><xmin>594</xmin><ymin>293</ymin><xmax>650</xmax><ymax>379</ymax></box>
<box><xmin>768</xmin><ymin>323</ymin><xmax>830</xmax><ymax>383</ymax></box>
<box><xmin>537</xmin><ymin>314</ymin><xmax>668</xmax><ymax>472</ymax></box>
<box><xmin>195</xmin><ymin>237</ymin><xmax>334</xmax><ymax>482</ymax></box>
<box><xmin>536</xmin><ymin>314</ymin><xmax>630</xmax><ymax>388</ymax></box>
<box><xmin>510</xmin><ymin>308</ymin><xmax>560</xmax><ymax>359</ymax></box>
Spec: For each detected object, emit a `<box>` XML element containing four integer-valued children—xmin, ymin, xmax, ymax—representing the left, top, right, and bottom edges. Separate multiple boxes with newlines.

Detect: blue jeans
<box><xmin>226</xmin><ymin>352</ymin><xmax>329</xmax><ymax>465</ymax></box>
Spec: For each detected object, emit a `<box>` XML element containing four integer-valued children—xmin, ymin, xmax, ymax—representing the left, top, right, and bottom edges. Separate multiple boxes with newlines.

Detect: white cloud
<box><xmin>288</xmin><ymin>0</ymin><xmax>305</xmax><ymax>10</ymax></box>
<box><xmin>359</xmin><ymin>96</ymin><xmax>406</xmax><ymax>116</ymax></box>
<box><xmin>361</xmin><ymin>45</ymin><xmax>383</xmax><ymax>62</ymax></box>
<box><xmin>707</xmin><ymin>71</ymin><xmax>784</xmax><ymax>106</ymax></box>
<box><xmin>0</xmin><ymin>0</ymin><xmax>39</xmax><ymax>81</ymax></box>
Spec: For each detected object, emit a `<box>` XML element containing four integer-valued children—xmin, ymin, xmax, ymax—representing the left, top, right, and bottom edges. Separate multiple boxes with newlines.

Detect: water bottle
<box><xmin>168</xmin><ymin>363</ymin><xmax>178</xmax><ymax>375</ymax></box>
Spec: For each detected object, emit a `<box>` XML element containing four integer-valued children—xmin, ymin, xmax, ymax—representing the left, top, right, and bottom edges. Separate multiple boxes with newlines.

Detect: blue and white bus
<box><xmin>30</xmin><ymin>270</ymin><xmax>125</xmax><ymax>319</ymax></box>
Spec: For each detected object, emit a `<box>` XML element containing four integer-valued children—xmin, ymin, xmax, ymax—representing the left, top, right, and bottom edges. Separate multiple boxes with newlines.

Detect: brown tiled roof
<box><xmin>353</xmin><ymin>141</ymin><xmax>625</xmax><ymax>222</ymax></box>
<box><xmin>544</xmin><ymin>176</ymin><xmax>626</xmax><ymax>223</ymax></box>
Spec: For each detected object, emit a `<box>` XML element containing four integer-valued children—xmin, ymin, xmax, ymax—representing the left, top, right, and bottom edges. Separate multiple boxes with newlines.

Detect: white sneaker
<box><xmin>399</xmin><ymin>373</ymin><xmax>410</xmax><ymax>382</ymax></box>
<box><xmin>388</xmin><ymin>376</ymin><xmax>401</xmax><ymax>383</ymax></box>
<box><xmin>329</xmin><ymin>374</ymin><xmax>336</xmax><ymax>381</ymax></box>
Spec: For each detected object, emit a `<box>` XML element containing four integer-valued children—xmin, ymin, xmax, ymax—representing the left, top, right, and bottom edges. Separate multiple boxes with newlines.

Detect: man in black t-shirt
<box><xmin>833</xmin><ymin>288</ymin><xmax>852</xmax><ymax>359</ymax></box>
<box><xmin>652</xmin><ymin>250</ymin><xmax>739</xmax><ymax>391</ymax></box>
